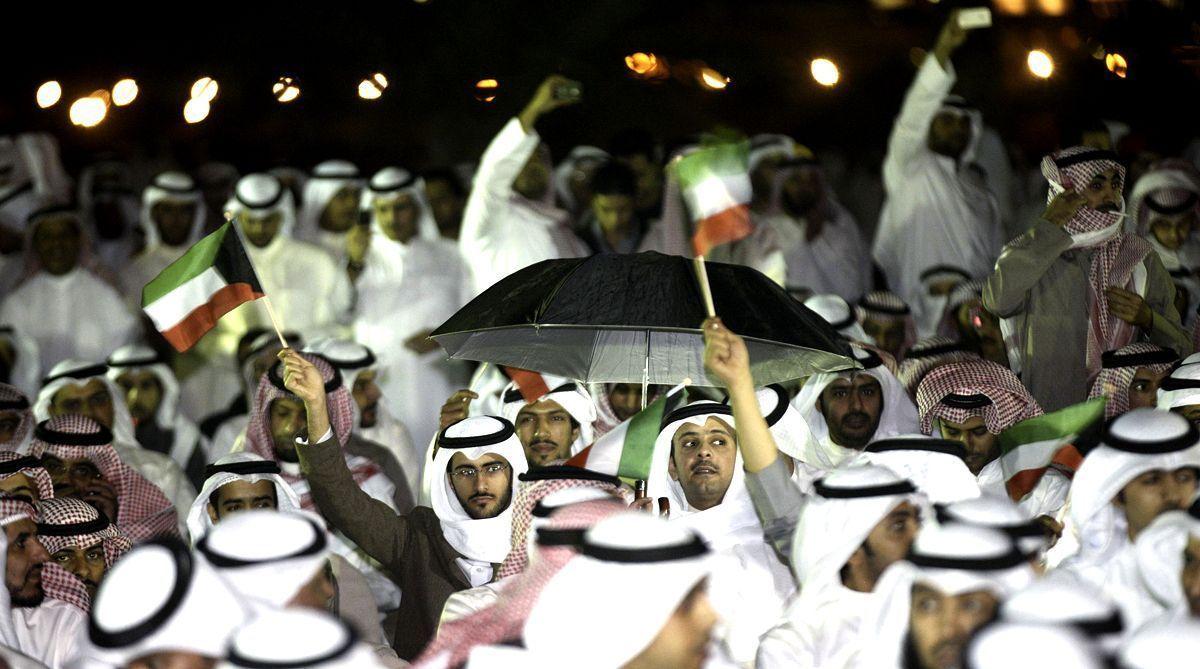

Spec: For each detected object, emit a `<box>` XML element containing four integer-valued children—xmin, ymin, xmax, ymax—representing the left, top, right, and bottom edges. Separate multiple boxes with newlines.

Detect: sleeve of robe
<box><xmin>743</xmin><ymin>456</ymin><xmax>805</xmax><ymax>568</ymax></box>
<box><xmin>982</xmin><ymin>218</ymin><xmax>1073</xmax><ymax>318</ymax></box>
<box><xmin>1141</xmin><ymin>251</ymin><xmax>1193</xmax><ymax>356</ymax></box>
<box><xmin>881</xmin><ymin>55</ymin><xmax>955</xmax><ymax>195</ymax></box>
<box><xmin>329</xmin><ymin>554</ymin><xmax>409</xmax><ymax>669</ymax></box>
<box><xmin>458</xmin><ymin>117</ymin><xmax>542</xmax><ymax>294</ymax></box>
<box><xmin>297</xmin><ymin>432</ymin><xmax>412</xmax><ymax>577</ymax></box>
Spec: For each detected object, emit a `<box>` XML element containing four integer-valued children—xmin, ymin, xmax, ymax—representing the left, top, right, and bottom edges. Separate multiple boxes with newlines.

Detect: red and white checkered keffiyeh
<box><xmin>857</xmin><ymin>290</ymin><xmax>918</xmax><ymax>359</ymax></box>
<box><xmin>29</xmin><ymin>414</ymin><xmax>178</xmax><ymax>543</ymax></box>
<box><xmin>897</xmin><ymin>336</ymin><xmax>980</xmax><ymax>400</ymax></box>
<box><xmin>414</xmin><ymin>499</ymin><xmax>631</xmax><ymax>669</ymax></box>
<box><xmin>917</xmin><ymin>359</ymin><xmax>1043</xmax><ymax>435</ymax></box>
<box><xmin>0</xmin><ymin>450</ymin><xmax>55</xmax><ymax>500</ymax></box>
<box><xmin>1042</xmin><ymin>147</ymin><xmax>1151</xmax><ymax>381</ymax></box>
<box><xmin>37</xmin><ymin>496</ymin><xmax>133</xmax><ymax>613</ymax></box>
<box><xmin>244</xmin><ymin>354</ymin><xmax>375</xmax><ymax>511</ymax></box>
<box><xmin>496</xmin><ymin>470</ymin><xmax>625</xmax><ymax>579</ymax></box>
<box><xmin>0</xmin><ymin>495</ymin><xmax>35</xmax><ymax>527</ymax></box>
<box><xmin>1087</xmin><ymin>343</ymin><xmax>1178</xmax><ymax>418</ymax></box>
<box><xmin>0</xmin><ymin>383</ymin><xmax>34</xmax><ymax>452</ymax></box>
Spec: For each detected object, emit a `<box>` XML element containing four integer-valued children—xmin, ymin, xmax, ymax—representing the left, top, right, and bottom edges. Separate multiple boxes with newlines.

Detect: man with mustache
<box><xmin>984</xmin><ymin>146</ymin><xmax>1190</xmax><ymax>411</ymax></box>
<box><xmin>37</xmin><ymin>496</ymin><xmax>132</xmax><ymax>602</ymax></box>
<box><xmin>501</xmin><ymin>379</ymin><xmax>597</xmax><ymax>468</ymax></box>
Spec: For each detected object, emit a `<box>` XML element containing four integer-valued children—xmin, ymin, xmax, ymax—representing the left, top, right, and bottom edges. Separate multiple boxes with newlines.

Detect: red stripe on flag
<box><xmin>161</xmin><ymin>283</ymin><xmax>264</xmax><ymax>352</ymax></box>
<box><xmin>1005</xmin><ymin>444</ymin><xmax>1083</xmax><ymax>501</ymax></box>
<box><xmin>692</xmin><ymin>205</ymin><xmax>753</xmax><ymax>256</ymax></box>
<box><xmin>565</xmin><ymin>445</ymin><xmax>591</xmax><ymax>468</ymax></box>
<box><xmin>503</xmin><ymin>367</ymin><xmax>550</xmax><ymax>404</ymax></box>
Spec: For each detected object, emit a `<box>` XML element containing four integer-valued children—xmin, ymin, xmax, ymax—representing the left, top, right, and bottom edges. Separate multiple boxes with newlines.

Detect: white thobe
<box><xmin>1058</xmin><ymin>544</ymin><xmax>1167</xmax><ymax>635</ymax></box>
<box><xmin>438</xmin><ymin>578</ymin><xmax>507</xmax><ymax>628</ymax></box>
<box><xmin>976</xmin><ymin>460</ymin><xmax>1070</xmax><ymax>520</ymax></box>
<box><xmin>459</xmin><ymin>118</ymin><xmax>588</xmax><ymax>296</ymax></box>
<box><xmin>763</xmin><ymin>206</ymin><xmax>871</xmax><ymax>301</ymax></box>
<box><xmin>872</xmin><ymin>55</ymin><xmax>1002</xmax><ymax>325</ymax></box>
<box><xmin>10</xmin><ymin>600</ymin><xmax>85</xmax><ymax>669</ymax></box>
<box><xmin>0</xmin><ymin>269</ymin><xmax>137</xmax><ymax>373</ymax></box>
<box><xmin>757</xmin><ymin>586</ymin><xmax>872</xmax><ymax>669</ymax></box>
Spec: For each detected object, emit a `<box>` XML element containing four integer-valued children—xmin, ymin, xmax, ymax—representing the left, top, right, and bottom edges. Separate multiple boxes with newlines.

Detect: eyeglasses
<box><xmin>451</xmin><ymin>462</ymin><xmax>509</xmax><ymax>480</ymax></box>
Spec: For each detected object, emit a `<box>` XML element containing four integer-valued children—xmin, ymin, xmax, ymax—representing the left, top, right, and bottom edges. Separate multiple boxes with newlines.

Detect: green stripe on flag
<box><xmin>675</xmin><ymin>141</ymin><xmax>750</xmax><ymax>188</ymax></box>
<box><xmin>141</xmin><ymin>224</ymin><xmax>231</xmax><ymax>307</ymax></box>
<box><xmin>997</xmin><ymin>397</ymin><xmax>1106</xmax><ymax>456</ymax></box>
<box><xmin>616</xmin><ymin>390</ymin><xmax>683</xmax><ymax>480</ymax></box>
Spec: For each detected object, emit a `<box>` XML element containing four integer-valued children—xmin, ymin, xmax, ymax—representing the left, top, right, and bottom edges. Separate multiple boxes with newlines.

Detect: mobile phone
<box><xmin>958</xmin><ymin>8</ymin><xmax>992</xmax><ymax>30</ymax></box>
<box><xmin>553</xmin><ymin>81</ymin><xmax>582</xmax><ymax>103</ymax></box>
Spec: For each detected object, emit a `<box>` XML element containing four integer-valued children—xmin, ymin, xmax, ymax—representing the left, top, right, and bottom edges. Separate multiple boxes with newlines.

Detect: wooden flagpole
<box><xmin>693</xmin><ymin>255</ymin><xmax>717</xmax><ymax>318</ymax></box>
<box><xmin>228</xmin><ymin>211</ymin><xmax>289</xmax><ymax>349</ymax></box>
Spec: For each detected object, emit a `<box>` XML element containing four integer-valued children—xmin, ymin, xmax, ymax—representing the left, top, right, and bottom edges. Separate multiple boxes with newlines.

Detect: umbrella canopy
<box><xmin>432</xmin><ymin>252</ymin><xmax>854</xmax><ymax>387</ymax></box>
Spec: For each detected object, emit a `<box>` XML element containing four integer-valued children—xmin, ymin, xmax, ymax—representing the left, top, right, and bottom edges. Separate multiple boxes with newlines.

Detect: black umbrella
<box><xmin>431</xmin><ymin>251</ymin><xmax>854</xmax><ymax>389</ymax></box>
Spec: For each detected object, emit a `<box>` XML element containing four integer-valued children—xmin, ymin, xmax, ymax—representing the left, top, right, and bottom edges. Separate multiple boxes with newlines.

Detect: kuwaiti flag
<box><xmin>996</xmin><ymin>397</ymin><xmax>1106</xmax><ymax>501</ymax></box>
<box><xmin>141</xmin><ymin>222</ymin><xmax>265</xmax><ymax>352</ymax></box>
<box><xmin>676</xmin><ymin>140</ymin><xmax>754</xmax><ymax>256</ymax></box>
<box><xmin>566</xmin><ymin>383</ymin><xmax>686</xmax><ymax>481</ymax></box>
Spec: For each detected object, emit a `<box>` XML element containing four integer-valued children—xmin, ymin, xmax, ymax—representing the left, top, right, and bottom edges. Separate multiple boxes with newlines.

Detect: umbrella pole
<box><xmin>641</xmin><ymin>330</ymin><xmax>650</xmax><ymax>411</ymax></box>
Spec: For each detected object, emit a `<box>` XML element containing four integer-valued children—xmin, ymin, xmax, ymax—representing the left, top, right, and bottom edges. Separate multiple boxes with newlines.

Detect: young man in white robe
<box><xmin>296</xmin><ymin>160</ymin><xmax>362</xmax><ymax>260</ymax></box>
<box><xmin>119</xmin><ymin>171</ymin><xmax>206</xmax><ymax>310</ymax></box>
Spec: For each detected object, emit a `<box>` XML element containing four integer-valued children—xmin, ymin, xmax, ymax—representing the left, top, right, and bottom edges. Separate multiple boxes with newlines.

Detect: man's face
<box><xmin>4</xmin><ymin>518</ymin><xmax>49</xmax><ymax>607</ymax></box>
<box><xmin>0</xmin><ymin>473</ymin><xmax>39</xmax><ymax>502</ymax></box>
<box><xmin>352</xmin><ymin>370</ymin><xmax>382</xmax><ymax>429</ymax></box>
<box><xmin>514</xmin><ymin>399</ymin><xmax>579</xmax><ymax>467</ymax></box>
<box><xmin>845</xmin><ymin>501</ymin><xmax>921</xmax><ymax>592</ymax></box>
<box><xmin>607</xmin><ymin>383</ymin><xmax>643</xmax><ymax>422</ymax></box>
<box><xmin>50</xmin><ymin>542</ymin><xmax>106</xmax><ymax>598</ymax></box>
<box><xmin>1129</xmin><ymin>367</ymin><xmax>1170</xmax><ymax>411</ymax></box>
<box><xmin>938</xmin><ymin>416</ymin><xmax>998</xmax><ymax>476</ymax></box>
<box><xmin>373</xmin><ymin>193</ymin><xmax>419</xmax><ymax>244</ymax></box>
<box><xmin>1176</xmin><ymin>404</ymin><xmax>1200</xmax><ymax>428</ymax></box>
<box><xmin>50</xmin><ymin>379</ymin><xmax>115</xmax><ymax>429</ymax></box>
<box><xmin>288</xmin><ymin>561</ymin><xmax>336</xmax><ymax>610</ymax></box>
<box><xmin>619</xmin><ymin>154</ymin><xmax>663</xmax><ymax>213</ymax></box>
<box><xmin>818</xmin><ymin>374</ymin><xmax>884</xmax><ymax>450</ymax></box>
<box><xmin>424</xmin><ymin>178</ymin><xmax>464</xmax><ymax>239</ymax></box>
<box><xmin>1150</xmin><ymin>212</ymin><xmax>1196</xmax><ymax>252</ymax></box>
<box><xmin>1183</xmin><ymin>535</ymin><xmax>1200</xmax><ymax>617</ymax></box>
<box><xmin>32</xmin><ymin>215</ymin><xmax>82</xmax><ymax>276</ymax></box>
<box><xmin>862</xmin><ymin>317</ymin><xmax>907</xmax><ymax>360</ymax></box>
<box><xmin>591</xmin><ymin>193</ymin><xmax>636</xmax><ymax>236</ymax></box>
<box><xmin>909</xmin><ymin>585</ymin><xmax>999</xmax><ymax>669</ymax></box>
<box><xmin>269</xmin><ymin>398</ymin><xmax>306</xmax><ymax>463</ymax></box>
<box><xmin>128</xmin><ymin>652</ymin><xmax>216</xmax><ymax>669</ymax></box>
<box><xmin>667</xmin><ymin>417</ymin><xmax>737</xmax><ymax>511</ymax></box>
<box><xmin>513</xmin><ymin>148</ymin><xmax>550</xmax><ymax>201</ymax></box>
<box><xmin>1116</xmin><ymin>468</ymin><xmax>1199</xmax><ymax>539</ymax></box>
<box><xmin>0</xmin><ymin>409</ymin><xmax>22</xmax><ymax>443</ymax></box>
<box><xmin>151</xmin><ymin>201</ymin><xmax>198</xmax><ymax>247</ymax></box>
<box><xmin>240</xmin><ymin>211</ymin><xmax>283</xmax><ymax>248</ymax></box>
<box><xmin>206</xmin><ymin>479</ymin><xmax>278</xmax><ymax>524</ymax></box>
<box><xmin>40</xmin><ymin>453</ymin><xmax>119</xmax><ymax>522</ymax></box>
<box><xmin>319</xmin><ymin>186</ymin><xmax>361</xmax><ymax>233</ymax></box>
<box><xmin>1080</xmin><ymin>167</ymin><xmax>1124</xmax><ymax>213</ymax></box>
<box><xmin>626</xmin><ymin>581</ymin><xmax>717</xmax><ymax>669</ymax></box>
<box><xmin>447</xmin><ymin>452</ymin><xmax>513</xmax><ymax>520</ymax></box>
<box><xmin>927</xmin><ymin>111</ymin><xmax>970</xmax><ymax>159</ymax></box>
<box><xmin>115</xmin><ymin>370</ymin><xmax>164</xmax><ymax>424</ymax></box>
<box><xmin>781</xmin><ymin>169</ymin><xmax>822</xmax><ymax>216</ymax></box>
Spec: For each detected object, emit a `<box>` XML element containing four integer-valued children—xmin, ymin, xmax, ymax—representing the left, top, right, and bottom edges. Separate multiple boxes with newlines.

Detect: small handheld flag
<box><xmin>675</xmin><ymin>140</ymin><xmax>754</xmax><ymax>256</ymax></box>
<box><xmin>995</xmin><ymin>397</ymin><xmax>1106</xmax><ymax>501</ymax></box>
<box><xmin>142</xmin><ymin>222</ymin><xmax>267</xmax><ymax>352</ymax></box>
<box><xmin>566</xmin><ymin>381</ymin><xmax>688</xmax><ymax>481</ymax></box>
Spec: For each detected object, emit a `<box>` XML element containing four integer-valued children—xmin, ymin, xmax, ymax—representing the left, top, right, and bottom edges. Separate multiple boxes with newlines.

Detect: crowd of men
<box><xmin>2</xmin><ymin>10</ymin><xmax>1200</xmax><ymax>669</ymax></box>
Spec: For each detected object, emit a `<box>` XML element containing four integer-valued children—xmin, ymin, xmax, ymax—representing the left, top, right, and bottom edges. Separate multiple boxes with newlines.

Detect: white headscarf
<box><xmin>225</xmin><ymin>173</ymin><xmax>298</xmax><ymax>252</ymax></box>
<box><xmin>358</xmin><ymin>166</ymin><xmax>442</xmax><ymax>283</ymax></box>
<box><xmin>858</xmin><ymin>435</ymin><xmax>982</xmax><ymax>504</ymax></box>
<box><xmin>552</xmin><ymin>146</ymin><xmax>609</xmax><ymax>213</ymax></box>
<box><xmin>185</xmin><ymin>452</ymin><xmax>303</xmax><ymax>541</ymax></box>
<box><xmin>646</xmin><ymin>400</ymin><xmax>742</xmax><ymax>519</ymax></box>
<box><xmin>791</xmin><ymin>347</ymin><xmax>921</xmax><ymax>470</ymax></box>
<box><xmin>964</xmin><ymin>622</ymin><xmax>1103</xmax><ymax>669</ymax></box>
<box><xmin>523</xmin><ymin>513</ymin><xmax>712</xmax><ymax>669</ymax></box>
<box><xmin>936</xmin><ymin>494</ymin><xmax>1048</xmax><ymax>558</ymax></box>
<box><xmin>431</xmin><ymin>416</ymin><xmax>529</xmax><ymax>563</ymax></box>
<box><xmin>106</xmin><ymin>344</ymin><xmax>202</xmax><ymax>469</ymax></box>
<box><xmin>217</xmin><ymin>608</ymin><xmax>385</xmax><ymax>669</ymax></box>
<box><xmin>298</xmin><ymin>160</ymin><xmax>361</xmax><ymax>245</ymax></box>
<box><xmin>83</xmin><ymin>538</ymin><xmax>248</xmax><ymax>666</ymax></box>
<box><xmin>34</xmin><ymin>359</ymin><xmax>138</xmax><ymax>450</ymax></box>
<box><xmin>1157</xmin><ymin>362</ymin><xmax>1200</xmax><ymax>410</ymax></box>
<box><xmin>1132</xmin><ymin>502</ymin><xmax>1200</xmax><ymax>620</ymax></box>
<box><xmin>500</xmin><ymin>379</ymin><xmax>598</xmax><ymax>455</ymax></box>
<box><xmin>138</xmin><ymin>171</ymin><xmax>206</xmax><ymax>252</ymax></box>
<box><xmin>196</xmin><ymin>509</ymin><xmax>329</xmax><ymax>608</ymax></box>
<box><xmin>1001</xmin><ymin>578</ymin><xmax>1125</xmax><ymax>653</ymax></box>
<box><xmin>804</xmin><ymin>293</ymin><xmax>871</xmax><ymax>343</ymax></box>
<box><xmin>1119</xmin><ymin>618</ymin><xmax>1200</xmax><ymax>669</ymax></box>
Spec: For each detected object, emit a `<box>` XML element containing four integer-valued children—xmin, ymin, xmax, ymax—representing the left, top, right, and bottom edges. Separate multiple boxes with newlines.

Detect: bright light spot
<box><xmin>698</xmin><ymin>67</ymin><xmax>729</xmax><ymax>90</ymax></box>
<box><xmin>358</xmin><ymin>80</ymin><xmax>383</xmax><ymax>100</ymax></box>
<box><xmin>91</xmin><ymin>89</ymin><xmax>112</xmax><ymax>109</ymax></box>
<box><xmin>1027</xmin><ymin>49</ymin><xmax>1054</xmax><ymax>79</ymax></box>
<box><xmin>191</xmin><ymin>77</ymin><xmax>219</xmax><ymax>103</ymax></box>
<box><xmin>183</xmin><ymin>97</ymin><xmax>210</xmax><ymax>124</ymax></box>
<box><xmin>1036</xmin><ymin>0</ymin><xmax>1067</xmax><ymax>16</ymax></box>
<box><xmin>810</xmin><ymin>58</ymin><xmax>840</xmax><ymax>87</ymax></box>
<box><xmin>1105</xmin><ymin>52</ymin><xmax>1128</xmax><ymax>78</ymax></box>
<box><xmin>36</xmin><ymin>81</ymin><xmax>62</xmax><ymax>109</ymax></box>
<box><xmin>373</xmin><ymin>73</ymin><xmax>388</xmax><ymax>88</ymax></box>
<box><xmin>69</xmin><ymin>96</ymin><xmax>107</xmax><ymax>127</ymax></box>
<box><xmin>474</xmin><ymin>79</ymin><xmax>499</xmax><ymax>102</ymax></box>
<box><xmin>625</xmin><ymin>52</ymin><xmax>658</xmax><ymax>75</ymax></box>
<box><xmin>112</xmin><ymin>79</ymin><xmax>138</xmax><ymax>106</ymax></box>
<box><xmin>273</xmin><ymin>77</ymin><xmax>300</xmax><ymax>103</ymax></box>
<box><xmin>993</xmin><ymin>0</ymin><xmax>1028</xmax><ymax>15</ymax></box>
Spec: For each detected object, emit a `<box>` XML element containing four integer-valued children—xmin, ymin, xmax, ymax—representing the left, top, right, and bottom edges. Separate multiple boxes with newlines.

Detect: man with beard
<box><xmin>283</xmin><ymin>349</ymin><xmax>528</xmax><ymax>660</ymax></box>
<box><xmin>120</xmin><ymin>171</ymin><xmax>206</xmax><ymax>308</ymax></box>
<box><xmin>500</xmin><ymin>378</ymin><xmax>597</xmax><ymax>468</ymax></box>
<box><xmin>984</xmin><ymin>147</ymin><xmax>1190</xmax><ymax>411</ymax></box>
<box><xmin>296</xmin><ymin>160</ymin><xmax>362</xmax><ymax>259</ymax></box>
<box><xmin>1</xmin><ymin>495</ymin><xmax>84</xmax><ymax>668</ymax></box>
<box><xmin>36</xmin><ymin>496</ymin><xmax>132</xmax><ymax>601</ymax></box>
<box><xmin>791</xmin><ymin>346</ymin><xmax>922</xmax><ymax>470</ymax></box>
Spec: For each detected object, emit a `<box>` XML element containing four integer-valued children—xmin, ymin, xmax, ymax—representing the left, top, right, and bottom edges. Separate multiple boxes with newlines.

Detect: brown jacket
<box><xmin>298</xmin><ymin>434</ymin><xmax>469</xmax><ymax>660</ymax></box>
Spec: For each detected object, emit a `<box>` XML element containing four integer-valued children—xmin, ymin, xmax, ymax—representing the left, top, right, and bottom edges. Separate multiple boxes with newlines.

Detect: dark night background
<box><xmin>2</xmin><ymin>0</ymin><xmax>1198</xmax><ymax>177</ymax></box>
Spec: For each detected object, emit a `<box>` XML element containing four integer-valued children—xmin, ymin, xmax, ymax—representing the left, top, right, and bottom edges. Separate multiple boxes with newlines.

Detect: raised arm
<box><xmin>982</xmin><ymin>193</ymin><xmax>1083</xmax><ymax>317</ymax></box>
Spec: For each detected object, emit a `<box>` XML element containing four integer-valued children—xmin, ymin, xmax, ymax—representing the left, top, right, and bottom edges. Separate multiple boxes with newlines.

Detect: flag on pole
<box><xmin>995</xmin><ymin>397</ymin><xmax>1106</xmax><ymax>501</ymax></box>
<box><xmin>502</xmin><ymin>367</ymin><xmax>555</xmax><ymax>404</ymax></box>
<box><xmin>675</xmin><ymin>140</ymin><xmax>754</xmax><ymax>256</ymax></box>
<box><xmin>566</xmin><ymin>384</ymin><xmax>687</xmax><ymax>481</ymax></box>
<box><xmin>141</xmin><ymin>222</ymin><xmax>265</xmax><ymax>352</ymax></box>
